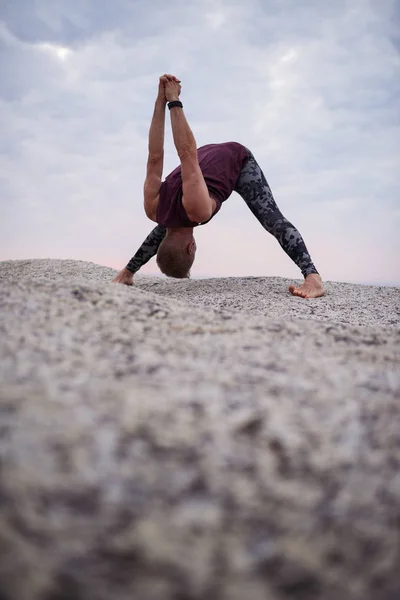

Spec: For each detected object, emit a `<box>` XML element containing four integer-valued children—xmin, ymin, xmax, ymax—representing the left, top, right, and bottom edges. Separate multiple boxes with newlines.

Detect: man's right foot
<box><xmin>289</xmin><ymin>273</ymin><xmax>325</xmax><ymax>298</ymax></box>
<box><xmin>112</xmin><ymin>268</ymin><xmax>134</xmax><ymax>286</ymax></box>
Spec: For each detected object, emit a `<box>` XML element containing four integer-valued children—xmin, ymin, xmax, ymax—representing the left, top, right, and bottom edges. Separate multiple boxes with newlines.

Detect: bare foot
<box><xmin>289</xmin><ymin>273</ymin><xmax>325</xmax><ymax>299</ymax></box>
<box><xmin>112</xmin><ymin>268</ymin><xmax>134</xmax><ymax>286</ymax></box>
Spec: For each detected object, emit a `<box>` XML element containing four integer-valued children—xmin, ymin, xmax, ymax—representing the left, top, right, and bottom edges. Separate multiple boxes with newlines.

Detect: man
<box><xmin>112</xmin><ymin>74</ymin><xmax>325</xmax><ymax>299</ymax></box>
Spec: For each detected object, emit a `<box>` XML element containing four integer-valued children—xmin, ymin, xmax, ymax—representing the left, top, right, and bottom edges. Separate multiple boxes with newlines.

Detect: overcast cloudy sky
<box><xmin>1</xmin><ymin>0</ymin><xmax>399</xmax><ymax>285</ymax></box>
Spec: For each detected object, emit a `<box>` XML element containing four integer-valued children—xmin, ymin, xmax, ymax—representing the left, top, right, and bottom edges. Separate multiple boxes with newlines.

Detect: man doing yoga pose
<box><xmin>112</xmin><ymin>74</ymin><xmax>325</xmax><ymax>299</ymax></box>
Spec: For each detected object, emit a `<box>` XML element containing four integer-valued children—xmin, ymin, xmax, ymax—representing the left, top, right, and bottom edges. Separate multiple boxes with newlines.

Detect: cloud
<box><xmin>37</xmin><ymin>42</ymin><xmax>73</xmax><ymax>61</ymax></box>
<box><xmin>0</xmin><ymin>0</ymin><xmax>399</xmax><ymax>284</ymax></box>
<box><xmin>205</xmin><ymin>11</ymin><xmax>226</xmax><ymax>30</ymax></box>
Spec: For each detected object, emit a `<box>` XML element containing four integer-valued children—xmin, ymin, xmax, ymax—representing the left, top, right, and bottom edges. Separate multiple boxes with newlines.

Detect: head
<box><xmin>156</xmin><ymin>231</ymin><xmax>196</xmax><ymax>278</ymax></box>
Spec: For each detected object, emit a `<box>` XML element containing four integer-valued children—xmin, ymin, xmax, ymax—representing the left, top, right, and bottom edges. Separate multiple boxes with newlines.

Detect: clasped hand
<box><xmin>158</xmin><ymin>73</ymin><xmax>182</xmax><ymax>103</ymax></box>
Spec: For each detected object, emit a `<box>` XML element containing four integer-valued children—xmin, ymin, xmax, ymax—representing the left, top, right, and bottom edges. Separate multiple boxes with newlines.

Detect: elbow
<box><xmin>177</xmin><ymin>145</ymin><xmax>197</xmax><ymax>161</ymax></box>
<box><xmin>148</xmin><ymin>153</ymin><xmax>163</xmax><ymax>164</ymax></box>
<box><xmin>186</xmin><ymin>207</ymin><xmax>213</xmax><ymax>223</ymax></box>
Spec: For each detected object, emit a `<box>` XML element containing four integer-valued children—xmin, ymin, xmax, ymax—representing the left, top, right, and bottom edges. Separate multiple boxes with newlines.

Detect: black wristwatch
<box><xmin>168</xmin><ymin>100</ymin><xmax>183</xmax><ymax>110</ymax></box>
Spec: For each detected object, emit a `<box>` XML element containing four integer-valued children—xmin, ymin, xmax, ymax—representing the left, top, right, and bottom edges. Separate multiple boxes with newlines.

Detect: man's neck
<box><xmin>167</xmin><ymin>227</ymin><xmax>194</xmax><ymax>237</ymax></box>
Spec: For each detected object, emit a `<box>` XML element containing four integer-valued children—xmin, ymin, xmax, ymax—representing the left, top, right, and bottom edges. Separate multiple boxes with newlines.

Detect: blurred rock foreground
<box><xmin>0</xmin><ymin>259</ymin><xmax>399</xmax><ymax>600</ymax></box>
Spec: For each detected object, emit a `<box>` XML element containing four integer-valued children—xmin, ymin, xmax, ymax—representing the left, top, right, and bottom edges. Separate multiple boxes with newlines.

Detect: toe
<box><xmin>293</xmin><ymin>288</ymin><xmax>305</xmax><ymax>297</ymax></box>
<box><xmin>296</xmin><ymin>288</ymin><xmax>309</xmax><ymax>298</ymax></box>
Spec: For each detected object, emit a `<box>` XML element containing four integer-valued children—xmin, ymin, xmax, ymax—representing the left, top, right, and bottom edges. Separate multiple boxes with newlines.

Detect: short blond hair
<box><xmin>156</xmin><ymin>235</ymin><xmax>195</xmax><ymax>278</ymax></box>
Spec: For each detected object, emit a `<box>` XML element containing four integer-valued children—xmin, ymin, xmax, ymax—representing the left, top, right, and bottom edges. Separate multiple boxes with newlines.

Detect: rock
<box><xmin>0</xmin><ymin>259</ymin><xmax>399</xmax><ymax>600</ymax></box>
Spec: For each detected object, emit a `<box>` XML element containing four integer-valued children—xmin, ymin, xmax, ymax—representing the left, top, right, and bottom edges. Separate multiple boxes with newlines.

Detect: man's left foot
<box><xmin>289</xmin><ymin>273</ymin><xmax>325</xmax><ymax>299</ymax></box>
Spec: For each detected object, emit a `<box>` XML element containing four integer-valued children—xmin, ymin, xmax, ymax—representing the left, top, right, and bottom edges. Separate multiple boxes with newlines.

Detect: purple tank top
<box><xmin>156</xmin><ymin>142</ymin><xmax>249</xmax><ymax>227</ymax></box>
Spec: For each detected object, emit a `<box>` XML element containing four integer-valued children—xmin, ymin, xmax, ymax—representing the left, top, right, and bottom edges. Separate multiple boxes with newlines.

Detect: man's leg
<box><xmin>235</xmin><ymin>150</ymin><xmax>325</xmax><ymax>298</ymax></box>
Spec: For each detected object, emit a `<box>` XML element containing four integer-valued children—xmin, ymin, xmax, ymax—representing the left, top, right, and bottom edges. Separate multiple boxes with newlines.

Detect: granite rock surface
<box><xmin>0</xmin><ymin>259</ymin><xmax>399</xmax><ymax>600</ymax></box>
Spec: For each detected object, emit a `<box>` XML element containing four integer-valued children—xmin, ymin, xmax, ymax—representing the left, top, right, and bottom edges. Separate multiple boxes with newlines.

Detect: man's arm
<box><xmin>144</xmin><ymin>75</ymin><xmax>181</xmax><ymax>219</ymax></box>
<box><xmin>143</xmin><ymin>101</ymin><xmax>165</xmax><ymax>218</ymax></box>
<box><xmin>165</xmin><ymin>79</ymin><xmax>214</xmax><ymax>223</ymax></box>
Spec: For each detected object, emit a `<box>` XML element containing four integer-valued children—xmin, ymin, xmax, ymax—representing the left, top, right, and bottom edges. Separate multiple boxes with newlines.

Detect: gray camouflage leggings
<box><xmin>234</xmin><ymin>149</ymin><xmax>318</xmax><ymax>277</ymax></box>
<box><xmin>126</xmin><ymin>150</ymin><xmax>318</xmax><ymax>277</ymax></box>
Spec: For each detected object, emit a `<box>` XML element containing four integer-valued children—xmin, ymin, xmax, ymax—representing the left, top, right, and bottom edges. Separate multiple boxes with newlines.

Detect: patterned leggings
<box><xmin>126</xmin><ymin>150</ymin><xmax>318</xmax><ymax>277</ymax></box>
<box><xmin>234</xmin><ymin>149</ymin><xmax>318</xmax><ymax>277</ymax></box>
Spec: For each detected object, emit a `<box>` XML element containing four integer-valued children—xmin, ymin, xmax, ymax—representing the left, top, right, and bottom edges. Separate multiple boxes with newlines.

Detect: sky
<box><xmin>1</xmin><ymin>0</ymin><xmax>399</xmax><ymax>285</ymax></box>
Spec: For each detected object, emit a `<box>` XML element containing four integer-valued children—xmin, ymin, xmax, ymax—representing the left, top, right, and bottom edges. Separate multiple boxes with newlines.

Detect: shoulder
<box><xmin>145</xmin><ymin>193</ymin><xmax>160</xmax><ymax>222</ymax></box>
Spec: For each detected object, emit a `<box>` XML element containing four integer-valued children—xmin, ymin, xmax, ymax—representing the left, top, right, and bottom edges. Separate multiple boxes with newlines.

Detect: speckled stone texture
<box><xmin>0</xmin><ymin>259</ymin><xmax>399</xmax><ymax>600</ymax></box>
